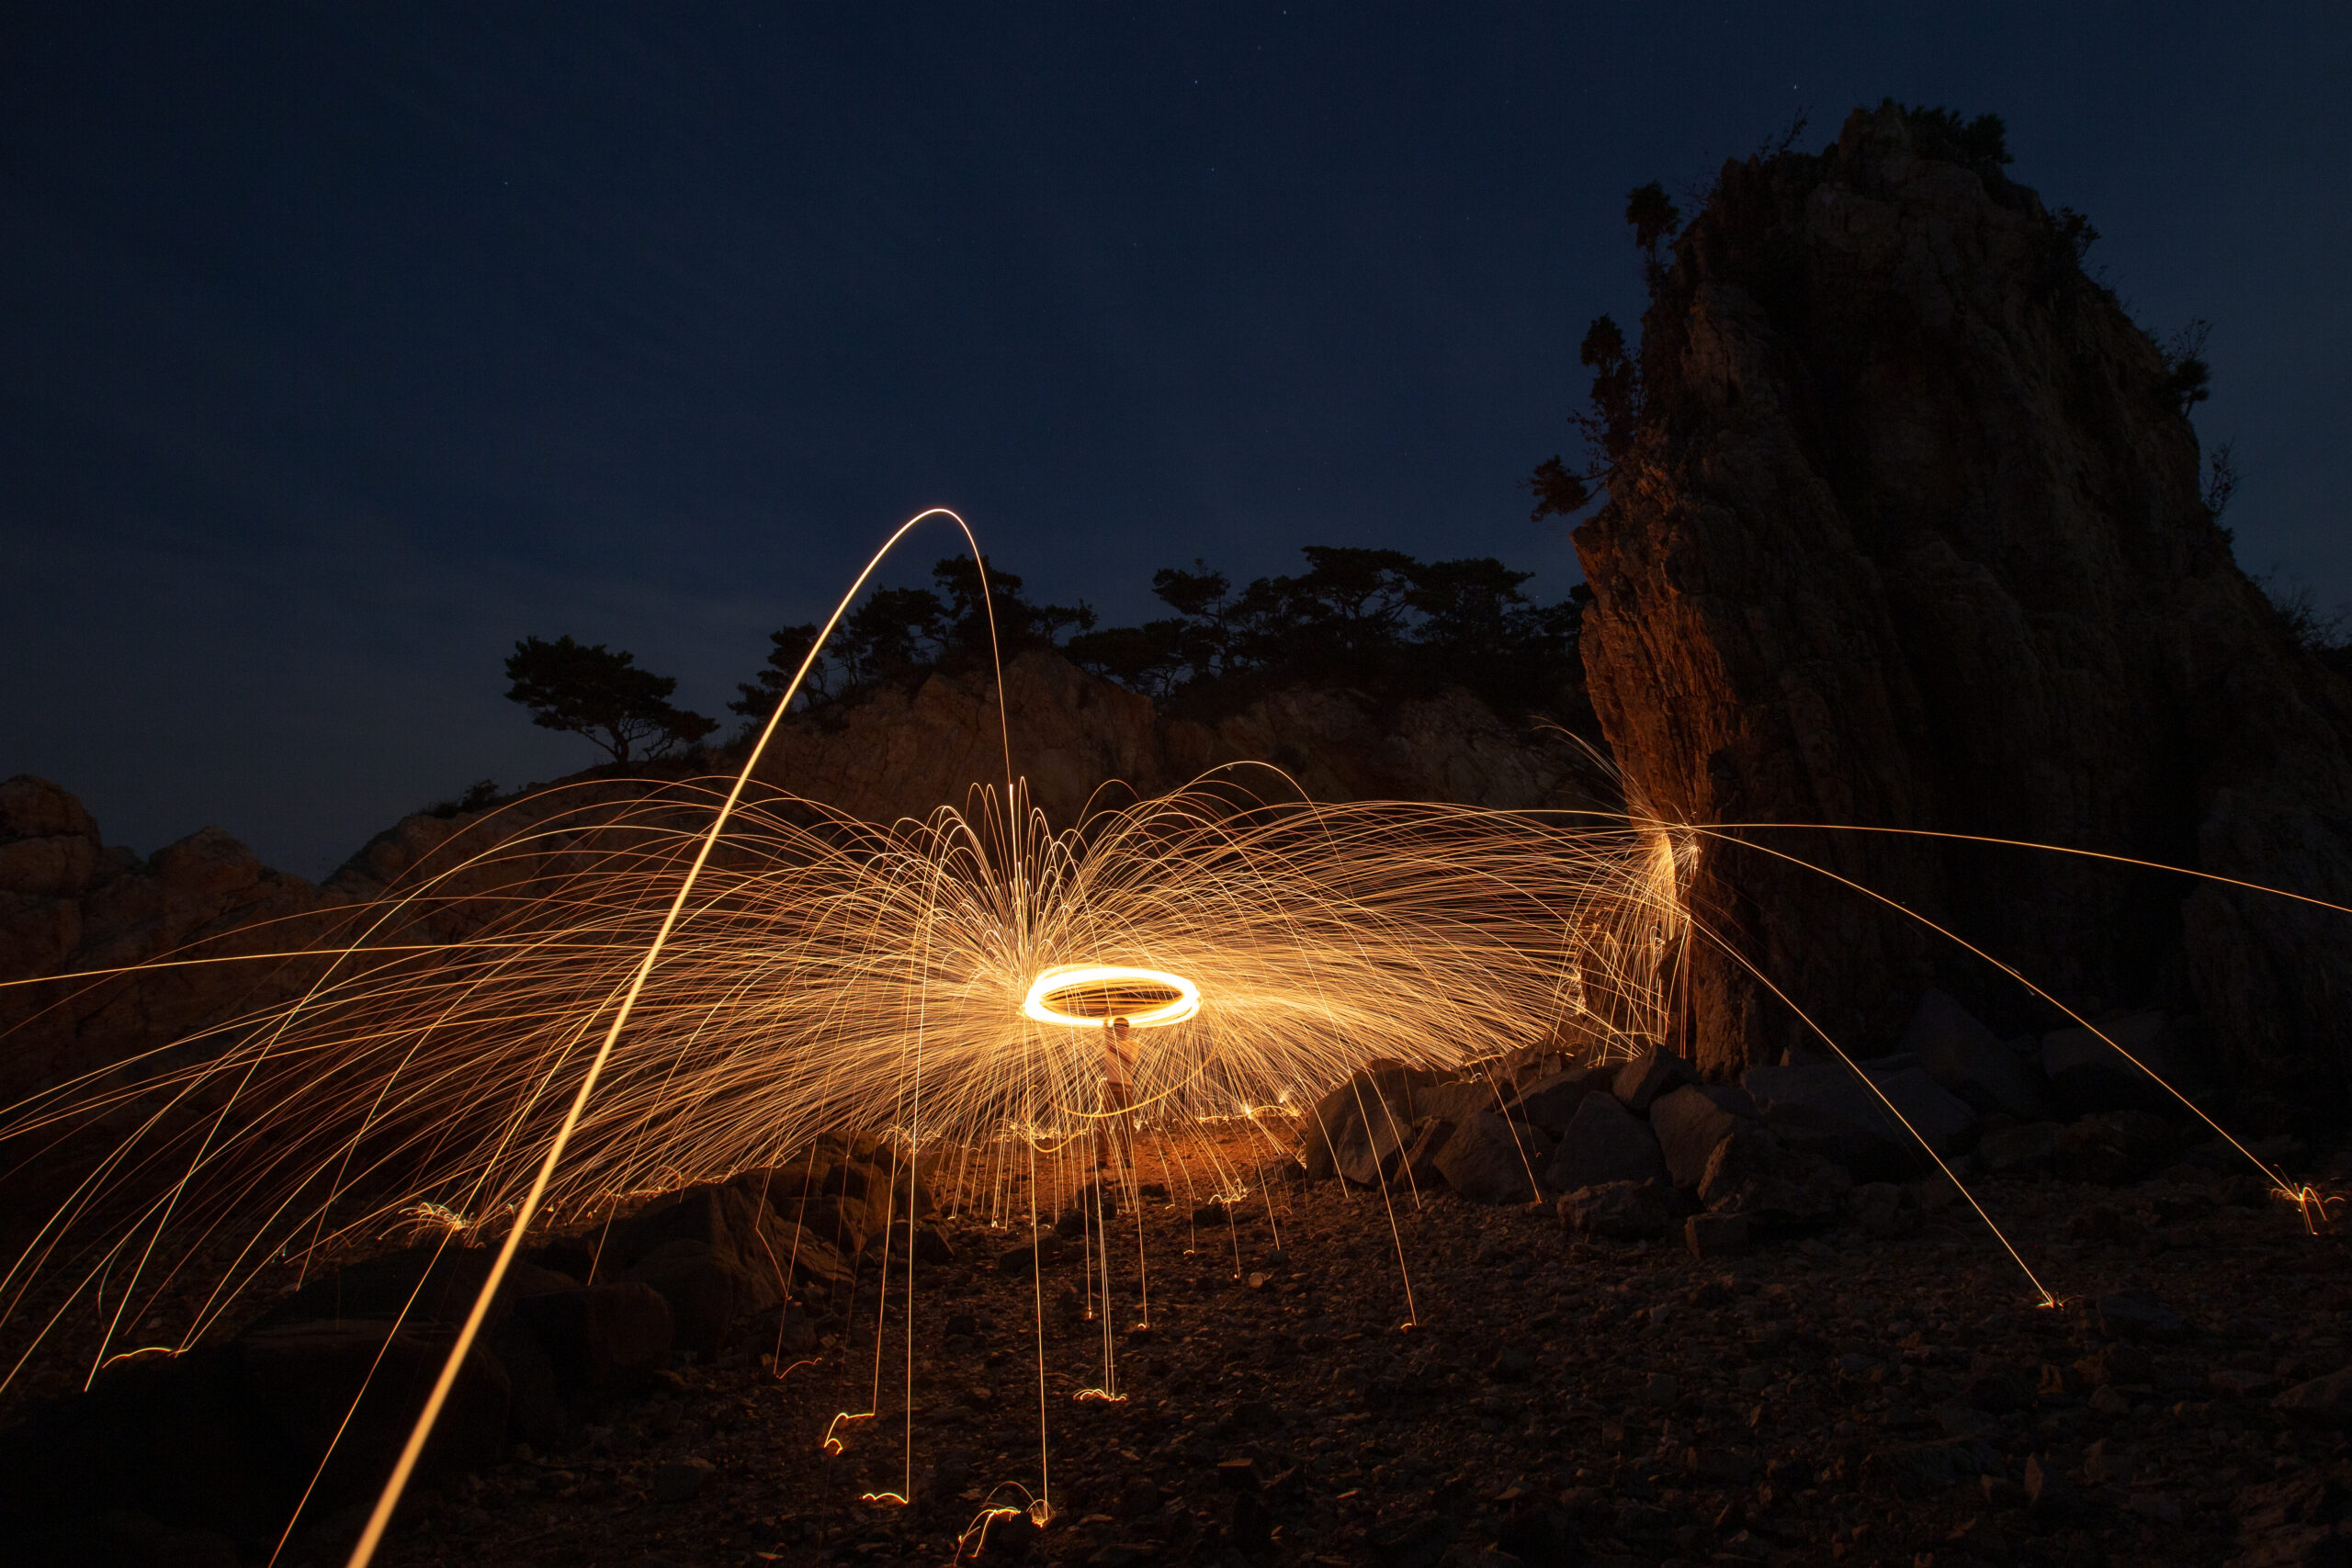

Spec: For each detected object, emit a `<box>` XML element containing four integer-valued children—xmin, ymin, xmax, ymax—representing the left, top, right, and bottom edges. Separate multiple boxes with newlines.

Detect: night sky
<box><xmin>5</xmin><ymin>5</ymin><xmax>2346</xmax><ymax>876</ymax></box>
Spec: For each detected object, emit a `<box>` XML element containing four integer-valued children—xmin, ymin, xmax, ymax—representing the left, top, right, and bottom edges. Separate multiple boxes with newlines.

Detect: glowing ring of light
<box><xmin>1021</xmin><ymin>964</ymin><xmax>1200</xmax><ymax>1029</ymax></box>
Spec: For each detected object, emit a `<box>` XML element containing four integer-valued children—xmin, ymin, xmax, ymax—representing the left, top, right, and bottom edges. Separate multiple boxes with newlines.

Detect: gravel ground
<box><xmin>365</xmin><ymin>1124</ymin><xmax>2352</xmax><ymax>1568</ymax></box>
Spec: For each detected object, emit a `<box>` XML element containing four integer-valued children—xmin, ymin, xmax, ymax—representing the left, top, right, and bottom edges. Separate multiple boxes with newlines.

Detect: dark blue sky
<box><xmin>5</xmin><ymin>4</ymin><xmax>2345</xmax><ymax>875</ymax></box>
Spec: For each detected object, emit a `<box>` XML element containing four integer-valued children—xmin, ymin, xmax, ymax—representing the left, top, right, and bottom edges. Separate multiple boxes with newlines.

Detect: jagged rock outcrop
<box><xmin>1572</xmin><ymin>105</ymin><xmax>2352</xmax><ymax>1100</ymax></box>
<box><xmin>748</xmin><ymin>648</ymin><xmax>1608</xmax><ymax>824</ymax></box>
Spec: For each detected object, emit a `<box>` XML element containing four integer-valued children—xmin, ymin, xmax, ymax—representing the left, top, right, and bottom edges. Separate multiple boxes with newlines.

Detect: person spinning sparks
<box><xmin>1098</xmin><ymin>1015</ymin><xmax>1136</xmax><ymax>1170</ymax></box>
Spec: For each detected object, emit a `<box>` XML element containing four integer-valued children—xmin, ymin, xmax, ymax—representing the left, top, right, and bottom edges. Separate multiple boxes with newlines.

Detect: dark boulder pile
<box><xmin>0</xmin><ymin>1135</ymin><xmax>933</xmax><ymax>1564</ymax></box>
<box><xmin>1296</xmin><ymin>987</ymin><xmax>2262</xmax><ymax>1267</ymax></box>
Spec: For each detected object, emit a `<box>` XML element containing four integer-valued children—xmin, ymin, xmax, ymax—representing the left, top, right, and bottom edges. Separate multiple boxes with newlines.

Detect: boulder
<box><xmin>1611</xmin><ymin>1046</ymin><xmax>1697</xmax><ymax>1112</ymax></box>
<box><xmin>1506</xmin><ymin>1066</ymin><xmax>1610</xmax><ymax>1134</ymax></box>
<box><xmin>1903</xmin><ymin>989</ymin><xmax>2056</xmax><ymax>1121</ymax></box>
<box><xmin>770</xmin><ymin>1192</ymin><xmax>876</xmax><ymax>1259</ymax></box>
<box><xmin>1696</xmin><ymin>1123</ymin><xmax>1850</xmax><ymax>1233</ymax></box>
<box><xmin>1299</xmin><ymin>1093</ymin><xmax>1358</xmax><ymax>1181</ymax></box>
<box><xmin>514</xmin><ymin>1281</ymin><xmax>673</xmax><ymax>1397</ymax></box>
<box><xmin>998</xmin><ymin>1229</ymin><xmax>1069</xmax><ymax>1272</ymax></box>
<box><xmin>1742</xmin><ymin>1061</ymin><xmax>1976</xmax><ymax>1178</ymax></box>
<box><xmin>237</xmin><ymin>1318</ymin><xmax>512</xmax><ymax>1493</ymax></box>
<box><xmin>1557</xmin><ymin>1180</ymin><xmax>1675</xmax><ymax>1240</ymax></box>
<box><xmin>2055</xmin><ymin>1110</ymin><xmax>2176</xmax><ymax>1183</ymax></box>
<box><xmin>1544</xmin><ymin>1093</ymin><xmax>1667</xmax><ymax>1192</ymax></box>
<box><xmin>601</xmin><ymin>1183</ymin><xmax>808</xmax><ymax>1357</ymax></box>
<box><xmin>1411</xmin><ymin>1077</ymin><xmax>1493</xmax><ymax>1122</ymax></box>
<box><xmin>0</xmin><ymin>1344</ymin><xmax>293</xmax><ymax>1549</ymax></box>
<box><xmin>868</xmin><ymin>1218</ymin><xmax>956</xmax><ymax>1265</ymax></box>
<box><xmin>253</xmin><ymin>1245</ymin><xmax>576</xmax><ymax>1334</ymax></box>
<box><xmin>1430</xmin><ymin>1111</ymin><xmax>1552</xmax><ymax>1205</ymax></box>
<box><xmin>1399</xmin><ymin>1117</ymin><xmax>1453</xmax><ymax>1190</ymax></box>
<box><xmin>1332</xmin><ymin>1094</ymin><xmax>1416</xmax><ymax>1186</ymax></box>
<box><xmin>2041</xmin><ymin>1013</ymin><xmax>2211</xmax><ymax>1116</ymax></box>
<box><xmin>1648</xmin><ymin>1084</ymin><xmax>1758</xmax><ymax>1188</ymax></box>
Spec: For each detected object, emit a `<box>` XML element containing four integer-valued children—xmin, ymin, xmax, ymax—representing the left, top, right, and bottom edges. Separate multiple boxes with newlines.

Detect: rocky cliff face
<box><xmin>0</xmin><ymin>659</ymin><xmax>1603</xmax><ymax>1100</ymax></box>
<box><xmin>748</xmin><ymin>649</ymin><xmax>1609</xmax><ymax>825</ymax></box>
<box><xmin>1572</xmin><ymin>105</ymin><xmax>2352</xmax><ymax>1099</ymax></box>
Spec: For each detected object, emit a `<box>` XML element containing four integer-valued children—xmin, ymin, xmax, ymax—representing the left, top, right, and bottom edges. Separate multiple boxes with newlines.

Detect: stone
<box><xmin>1648</xmin><ymin>1084</ymin><xmax>1757</xmax><ymax>1187</ymax></box>
<box><xmin>1610</xmin><ymin>1045</ymin><xmax>1697</xmax><ymax>1112</ymax></box>
<box><xmin>1430</xmin><ymin>1111</ymin><xmax>1552</xmax><ymax>1205</ymax></box>
<box><xmin>1963</xmin><ymin>1361</ymin><xmax>2032</xmax><ymax>1414</ymax></box>
<box><xmin>999</xmin><ymin>1230</ymin><xmax>1069</xmax><ymax>1271</ymax></box>
<box><xmin>651</xmin><ymin>1456</ymin><xmax>714</xmax><ymax>1502</ymax></box>
<box><xmin>1977</xmin><ymin>1121</ymin><xmax>2065</xmax><ymax>1174</ymax></box>
<box><xmin>0</xmin><ymin>774</ymin><xmax>101</xmax><ymax>898</ymax></box>
<box><xmin>515</xmin><ymin>1282</ymin><xmax>674</xmax><ymax>1397</ymax></box>
<box><xmin>607</xmin><ymin>1183</ymin><xmax>804</xmax><ymax>1358</ymax></box>
<box><xmin>2274</xmin><ymin>1369</ymin><xmax>2352</xmax><ymax>1423</ymax></box>
<box><xmin>2055</xmin><ymin>1110</ymin><xmax>2176</xmax><ymax>1183</ymax></box>
<box><xmin>1860</xmin><ymin>1438</ymin><xmax>1998</xmax><ymax>1500</ymax></box>
<box><xmin>1543</xmin><ymin>1092</ymin><xmax>1667</xmax><ymax>1191</ymax></box>
<box><xmin>1506</xmin><ymin>1066</ymin><xmax>1610</xmax><ymax>1134</ymax></box>
<box><xmin>1684</xmin><ymin>1212</ymin><xmax>1750</xmax><ymax>1259</ymax></box>
<box><xmin>1332</xmin><ymin>1094</ymin><xmax>1416</xmax><ymax>1186</ymax></box>
<box><xmin>1742</xmin><ymin>1061</ymin><xmax>1976</xmax><ymax>1177</ymax></box>
<box><xmin>2042</xmin><ymin>1013</ymin><xmax>2211</xmax><ymax>1116</ymax></box>
<box><xmin>1849</xmin><ymin>1181</ymin><xmax>1921</xmax><ymax>1238</ymax></box>
<box><xmin>1399</xmin><ymin>1117</ymin><xmax>1453</xmax><ymax>1189</ymax></box>
<box><xmin>1416</xmin><ymin>1078</ymin><xmax>1506</xmax><ymax>1126</ymax></box>
<box><xmin>1488</xmin><ymin>1347</ymin><xmax>1535</xmax><ymax>1382</ymax></box>
<box><xmin>2094</xmin><ymin>1292</ymin><xmax>2188</xmax><ymax>1342</ymax></box>
<box><xmin>2211</xmin><ymin>1369</ymin><xmax>2276</xmax><ymax>1398</ymax></box>
<box><xmin>1302</xmin><ymin>1069</ymin><xmax>1431</xmax><ymax>1182</ymax></box>
<box><xmin>2023</xmin><ymin>1453</ymin><xmax>2080</xmax><ymax>1517</ymax></box>
<box><xmin>1557</xmin><ymin>1180</ymin><xmax>1675</xmax><ymax>1240</ymax></box>
<box><xmin>1903</xmin><ymin>988</ymin><xmax>2056</xmax><ymax>1121</ymax></box>
<box><xmin>1297</xmin><ymin>1080</ymin><xmax>1363</xmax><ymax>1182</ymax></box>
<box><xmin>1697</xmin><ymin>1123</ymin><xmax>1849</xmax><ymax>1233</ymax></box>
<box><xmin>237</xmin><ymin>1318</ymin><xmax>513</xmax><ymax>1497</ymax></box>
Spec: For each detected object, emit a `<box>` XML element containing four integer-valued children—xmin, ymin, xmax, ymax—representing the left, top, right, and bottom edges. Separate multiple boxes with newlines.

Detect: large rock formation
<box><xmin>1571</xmin><ymin>105</ymin><xmax>2352</xmax><ymax>1100</ymax></box>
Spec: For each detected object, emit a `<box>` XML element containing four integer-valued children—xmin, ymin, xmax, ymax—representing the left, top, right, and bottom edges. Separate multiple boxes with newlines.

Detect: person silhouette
<box><xmin>1098</xmin><ymin>1015</ymin><xmax>1136</xmax><ymax>1169</ymax></box>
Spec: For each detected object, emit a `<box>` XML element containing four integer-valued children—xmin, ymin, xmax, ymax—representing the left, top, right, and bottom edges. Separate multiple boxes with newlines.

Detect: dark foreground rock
<box><xmin>9</xmin><ymin>1115</ymin><xmax>2347</xmax><ymax>1568</ymax></box>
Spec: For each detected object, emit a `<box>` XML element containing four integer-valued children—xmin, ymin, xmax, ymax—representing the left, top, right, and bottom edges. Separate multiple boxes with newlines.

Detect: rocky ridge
<box><xmin>0</xmin><ymin>657</ymin><xmax>1605</xmax><ymax>1104</ymax></box>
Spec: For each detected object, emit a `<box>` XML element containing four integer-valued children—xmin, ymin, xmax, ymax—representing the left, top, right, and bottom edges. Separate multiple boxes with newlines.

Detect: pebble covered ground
<box><xmin>364</xmin><ymin>1123</ymin><xmax>2352</xmax><ymax>1568</ymax></box>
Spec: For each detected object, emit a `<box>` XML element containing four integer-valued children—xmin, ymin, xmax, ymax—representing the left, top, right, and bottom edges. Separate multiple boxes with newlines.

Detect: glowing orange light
<box><xmin>1020</xmin><ymin>964</ymin><xmax>1200</xmax><ymax>1028</ymax></box>
<box><xmin>821</xmin><ymin>1410</ymin><xmax>875</xmax><ymax>1455</ymax></box>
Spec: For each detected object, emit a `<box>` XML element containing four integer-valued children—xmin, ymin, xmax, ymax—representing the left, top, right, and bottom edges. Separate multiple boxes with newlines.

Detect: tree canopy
<box><xmin>730</xmin><ymin>546</ymin><xmax>1591</xmax><ymax>730</ymax></box>
<box><xmin>1061</xmin><ymin>545</ymin><xmax>1589</xmax><ymax>720</ymax></box>
<box><xmin>503</xmin><ymin>635</ymin><xmax>717</xmax><ymax>763</ymax></box>
<box><xmin>728</xmin><ymin>557</ymin><xmax>1094</xmax><ymax>726</ymax></box>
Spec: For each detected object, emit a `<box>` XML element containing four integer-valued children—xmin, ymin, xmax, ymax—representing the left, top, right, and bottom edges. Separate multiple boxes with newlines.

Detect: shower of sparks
<box><xmin>0</xmin><ymin>502</ymin><xmax>2339</xmax><ymax>1568</ymax></box>
<box><xmin>0</xmin><ymin>775</ymin><xmax>1691</xmax><ymax>1393</ymax></box>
